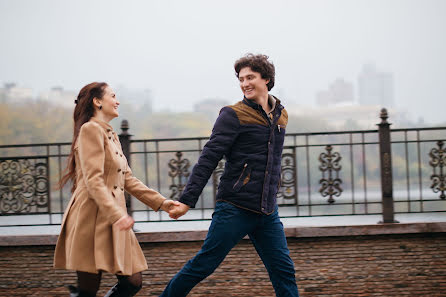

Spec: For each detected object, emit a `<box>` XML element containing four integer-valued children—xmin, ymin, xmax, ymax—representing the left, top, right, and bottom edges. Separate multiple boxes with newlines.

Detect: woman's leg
<box><xmin>74</xmin><ymin>271</ymin><xmax>102</xmax><ymax>297</ymax></box>
<box><xmin>104</xmin><ymin>272</ymin><xmax>142</xmax><ymax>297</ymax></box>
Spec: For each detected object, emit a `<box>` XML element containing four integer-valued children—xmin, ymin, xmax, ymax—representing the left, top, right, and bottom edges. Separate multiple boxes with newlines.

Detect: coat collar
<box><xmin>90</xmin><ymin>117</ymin><xmax>114</xmax><ymax>133</ymax></box>
<box><xmin>242</xmin><ymin>94</ymin><xmax>283</xmax><ymax>112</ymax></box>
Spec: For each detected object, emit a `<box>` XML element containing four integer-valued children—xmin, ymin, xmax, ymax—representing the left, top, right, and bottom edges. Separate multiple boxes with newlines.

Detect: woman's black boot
<box><xmin>103</xmin><ymin>281</ymin><xmax>141</xmax><ymax>297</ymax></box>
<box><xmin>67</xmin><ymin>285</ymin><xmax>96</xmax><ymax>297</ymax></box>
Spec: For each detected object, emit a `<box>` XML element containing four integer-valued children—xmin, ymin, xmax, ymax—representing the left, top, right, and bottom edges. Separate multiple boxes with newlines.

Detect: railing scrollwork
<box><xmin>429</xmin><ymin>140</ymin><xmax>445</xmax><ymax>199</ymax></box>
<box><xmin>168</xmin><ymin>152</ymin><xmax>190</xmax><ymax>199</ymax></box>
<box><xmin>0</xmin><ymin>158</ymin><xmax>49</xmax><ymax>214</ymax></box>
<box><xmin>277</xmin><ymin>152</ymin><xmax>297</xmax><ymax>204</ymax></box>
<box><xmin>318</xmin><ymin>145</ymin><xmax>343</xmax><ymax>204</ymax></box>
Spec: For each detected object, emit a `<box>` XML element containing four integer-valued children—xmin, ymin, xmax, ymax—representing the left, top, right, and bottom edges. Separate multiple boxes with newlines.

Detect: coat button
<box><xmin>120</xmin><ymin>154</ymin><xmax>123</xmax><ymax>157</ymax></box>
<box><xmin>107</xmin><ymin>128</ymin><xmax>111</xmax><ymax>132</ymax></box>
<box><xmin>122</xmin><ymin>171</ymin><xmax>125</xmax><ymax>175</ymax></box>
<box><xmin>114</xmin><ymin>185</ymin><xmax>117</xmax><ymax>189</ymax></box>
<box><xmin>116</xmin><ymin>151</ymin><xmax>119</xmax><ymax>154</ymax></box>
<box><xmin>121</xmin><ymin>187</ymin><xmax>124</xmax><ymax>191</ymax></box>
<box><xmin>117</xmin><ymin>169</ymin><xmax>121</xmax><ymax>172</ymax></box>
<box><xmin>108</xmin><ymin>136</ymin><xmax>111</xmax><ymax>140</ymax></box>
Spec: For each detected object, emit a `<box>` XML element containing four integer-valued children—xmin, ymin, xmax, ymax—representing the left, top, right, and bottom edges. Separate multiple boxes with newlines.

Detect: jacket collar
<box><xmin>90</xmin><ymin>117</ymin><xmax>114</xmax><ymax>132</ymax></box>
<box><xmin>242</xmin><ymin>94</ymin><xmax>283</xmax><ymax>111</ymax></box>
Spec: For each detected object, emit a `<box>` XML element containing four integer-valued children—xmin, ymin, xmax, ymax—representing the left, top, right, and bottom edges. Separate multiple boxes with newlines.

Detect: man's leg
<box><xmin>160</xmin><ymin>201</ymin><xmax>255</xmax><ymax>297</ymax></box>
<box><xmin>249</xmin><ymin>208</ymin><xmax>299</xmax><ymax>297</ymax></box>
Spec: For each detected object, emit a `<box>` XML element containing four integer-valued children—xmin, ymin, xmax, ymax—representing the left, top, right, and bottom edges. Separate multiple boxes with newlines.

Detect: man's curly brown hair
<box><xmin>234</xmin><ymin>53</ymin><xmax>275</xmax><ymax>91</ymax></box>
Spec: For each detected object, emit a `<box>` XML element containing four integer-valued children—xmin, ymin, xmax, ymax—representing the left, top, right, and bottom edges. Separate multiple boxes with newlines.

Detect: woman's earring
<box><xmin>99</xmin><ymin>106</ymin><xmax>102</xmax><ymax>110</ymax></box>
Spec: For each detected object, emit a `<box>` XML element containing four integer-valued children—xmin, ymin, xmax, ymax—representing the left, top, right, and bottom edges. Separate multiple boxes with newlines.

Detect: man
<box><xmin>162</xmin><ymin>54</ymin><xmax>299</xmax><ymax>297</ymax></box>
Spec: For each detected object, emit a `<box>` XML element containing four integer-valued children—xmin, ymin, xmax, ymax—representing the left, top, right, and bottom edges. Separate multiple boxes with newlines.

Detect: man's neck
<box><xmin>253</xmin><ymin>93</ymin><xmax>270</xmax><ymax>113</ymax></box>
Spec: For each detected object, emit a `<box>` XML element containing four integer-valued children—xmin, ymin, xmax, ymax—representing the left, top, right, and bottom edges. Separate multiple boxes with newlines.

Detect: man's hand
<box><xmin>168</xmin><ymin>202</ymin><xmax>190</xmax><ymax>220</ymax></box>
<box><xmin>160</xmin><ymin>199</ymin><xmax>181</xmax><ymax>213</ymax></box>
<box><xmin>114</xmin><ymin>214</ymin><xmax>135</xmax><ymax>231</ymax></box>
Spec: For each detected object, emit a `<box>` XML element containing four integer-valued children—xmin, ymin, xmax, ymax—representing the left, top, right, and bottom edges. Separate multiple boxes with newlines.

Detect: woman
<box><xmin>54</xmin><ymin>82</ymin><xmax>179</xmax><ymax>297</ymax></box>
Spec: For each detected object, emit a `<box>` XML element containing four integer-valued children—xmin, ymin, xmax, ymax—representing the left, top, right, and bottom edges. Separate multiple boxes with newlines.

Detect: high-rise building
<box><xmin>358</xmin><ymin>64</ymin><xmax>394</xmax><ymax>107</ymax></box>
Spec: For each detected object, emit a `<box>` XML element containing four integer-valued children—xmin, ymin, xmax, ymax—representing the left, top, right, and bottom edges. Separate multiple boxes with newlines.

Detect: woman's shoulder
<box><xmin>80</xmin><ymin>120</ymin><xmax>103</xmax><ymax>133</ymax></box>
<box><xmin>78</xmin><ymin>121</ymin><xmax>107</xmax><ymax>141</ymax></box>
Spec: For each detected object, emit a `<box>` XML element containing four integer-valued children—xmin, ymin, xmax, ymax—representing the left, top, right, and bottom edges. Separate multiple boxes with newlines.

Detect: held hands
<box><xmin>168</xmin><ymin>202</ymin><xmax>190</xmax><ymax>220</ymax></box>
<box><xmin>114</xmin><ymin>200</ymin><xmax>188</xmax><ymax>230</ymax></box>
<box><xmin>160</xmin><ymin>199</ymin><xmax>181</xmax><ymax>213</ymax></box>
<box><xmin>160</xmin><ymin>199</ymin><xmax>190</xmax><ymax>219</ymax></box>
<box><xmin>114</xmin><ymin>214</ymin><xmax>135</xmax><ymax>231</ymax></box>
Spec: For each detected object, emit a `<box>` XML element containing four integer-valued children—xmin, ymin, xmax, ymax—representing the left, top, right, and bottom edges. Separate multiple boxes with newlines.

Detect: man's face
<box><xmin>238</xmin><ymin>67</ymin><xmax>269</xmax><ymax>101</ymax></box>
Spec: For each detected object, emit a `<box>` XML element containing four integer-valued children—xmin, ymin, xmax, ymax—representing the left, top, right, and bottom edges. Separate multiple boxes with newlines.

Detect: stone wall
<box><xmin>0</xmin><ymin>223</ymin><xmax>445</xmax><ymax>296</ymax></box>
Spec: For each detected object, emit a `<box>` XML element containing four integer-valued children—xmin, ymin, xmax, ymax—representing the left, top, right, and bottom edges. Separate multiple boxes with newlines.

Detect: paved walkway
<box><xmin>0</xmin><ymin>211</ymin><xmax>444</xmax><ymax>236</ymax></box>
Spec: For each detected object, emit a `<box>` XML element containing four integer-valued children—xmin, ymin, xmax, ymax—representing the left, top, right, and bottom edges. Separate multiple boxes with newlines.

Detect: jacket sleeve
<box><xmin>78</xmin><ymin>122</ymin><xmax>127</xmax><ymax>224</ymax></box>
<box><xmin>124</xmin><ymin>165</ymin><xmax>166</xmax><ymax>211</ymax></box>
<box><xmin>179</xmin><ymin>107</ymin><xmax>240</xmax><ymax>207</ymax></box>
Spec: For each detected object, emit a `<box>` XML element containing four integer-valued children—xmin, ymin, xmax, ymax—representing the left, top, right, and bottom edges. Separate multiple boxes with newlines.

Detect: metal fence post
<box><xmin>119</xmin><ymin>119</ymin><xmax>133</xmax><ymax>214</ymax></box>
<box><xmin>377</xmin><ymin>108</ymin><xmax>397</xmax><ymax>223</ymax></box>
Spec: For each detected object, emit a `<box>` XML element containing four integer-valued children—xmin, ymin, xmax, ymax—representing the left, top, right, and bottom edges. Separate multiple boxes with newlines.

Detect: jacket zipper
<box><xmin>260</xmin><ymin>107</ymin><xmax>282</xmax><ymax>212</ymax></box>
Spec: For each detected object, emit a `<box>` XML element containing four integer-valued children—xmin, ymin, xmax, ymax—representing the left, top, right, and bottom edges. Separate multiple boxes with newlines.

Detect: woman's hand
<box><xmin>160</xmin><ymin>199</ymin><xmax>181</xmax><ymax>212</ymax></box>
<box><xmin>114</xmin><ymin>215</ymin><xmax>135</xmax><ymax>231</ymax></box>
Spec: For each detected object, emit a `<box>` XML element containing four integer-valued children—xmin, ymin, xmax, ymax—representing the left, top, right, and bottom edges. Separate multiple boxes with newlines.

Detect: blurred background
<box><xmin>1</xmin><ymin>0</ymin><xmax>445</xmax><ymax>145</ymax></box>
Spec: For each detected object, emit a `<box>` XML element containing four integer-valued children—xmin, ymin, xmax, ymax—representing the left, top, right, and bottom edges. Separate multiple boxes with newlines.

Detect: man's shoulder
<box><xmin>223</xmin><ymin>100</ymin><xmax>268</xmax><ymax>126</ymax></box>
<box><xmin>217</xmin><ymin>100</ymin><xmax>244</xmax><ymax>117</ymax></box>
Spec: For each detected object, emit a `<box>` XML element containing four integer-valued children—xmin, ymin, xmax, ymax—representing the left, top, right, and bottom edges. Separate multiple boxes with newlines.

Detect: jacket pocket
<box><xmin>233</xmin><ymin>163</ymin><xmax>252</xmax><ymax>192</ymax></box>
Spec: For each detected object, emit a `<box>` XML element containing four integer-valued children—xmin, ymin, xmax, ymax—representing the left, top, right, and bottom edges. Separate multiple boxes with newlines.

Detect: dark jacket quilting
<box><xmin>179</xmin><ymin>96</ymin><xmax>288</xmax><ymax>214</ymax></box>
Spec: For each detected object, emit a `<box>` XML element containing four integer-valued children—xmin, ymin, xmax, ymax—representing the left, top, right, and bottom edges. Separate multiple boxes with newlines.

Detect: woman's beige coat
<box><xmin>54</xmin><ymin>118</ymin><xmax>165</xmax><ymax>275</ymax></box>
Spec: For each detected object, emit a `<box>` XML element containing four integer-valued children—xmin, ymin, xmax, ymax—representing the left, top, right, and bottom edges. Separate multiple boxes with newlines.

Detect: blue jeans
<box><xmin>160</xmin><ymin>201</ymin><xmax>299</xmax><ymax>297</ymax></box>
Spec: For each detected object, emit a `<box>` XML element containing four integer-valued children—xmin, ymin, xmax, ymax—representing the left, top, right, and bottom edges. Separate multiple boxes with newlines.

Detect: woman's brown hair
<box><xmin>58</xmin><ymin>82</ymin><xmax>108</xmax><ymax>192</ymax></box>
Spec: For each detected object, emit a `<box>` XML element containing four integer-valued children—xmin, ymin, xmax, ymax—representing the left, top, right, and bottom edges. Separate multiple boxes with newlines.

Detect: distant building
<box><xmin>0</xmin><ymin>87</ymin><xmax>6</xmax><ymax>103</ymax></box>
<box><xmin>358</xmin><ymin>64</ymin><xmax>394</xmax><ymax>107</ymax></box>
<box><xmin>0</xmin><ymin>83</ymin><xmax>33</xmax><ymax>103</ymax></box>
<box><xmin>316</xmin><ymin>78</ymin><xmax>354</xmax><ymax>106</ymax></box>
<box><xmin>286</xmin><ymin>102</ymin><xmax>407</xmax><ymax>130</ymax></box>
<box><xmin>38</xmin><ymin>86</ymin><xmax>77</xmax><ymax>108</ymax></box>
<box><xmin>115</xmin><ymin>86</ymin><xmax>153</xmax><ymax>113</ymax></box>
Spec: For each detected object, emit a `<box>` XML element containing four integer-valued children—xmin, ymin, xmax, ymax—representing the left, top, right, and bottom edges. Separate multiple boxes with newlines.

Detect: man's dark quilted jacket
<box><xmin>179</xmin><ymin>96</ymin><xmax>288</xmax><ymax>214</ymax></box>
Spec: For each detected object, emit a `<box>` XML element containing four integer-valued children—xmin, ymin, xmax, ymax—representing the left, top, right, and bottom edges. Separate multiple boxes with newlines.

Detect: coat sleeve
<box><xmin>179</xmin><ymin>107</ymin><xmax>240</xmax><ymax>208</ymax></box>
<box><xmin>78</xmin><ymin>122</ymin><xmax>127</xmax><ymax>224</ymax></box>
<box><xmin>124</xmin><ymin>165</ymin><xmax>166</xmax><ymax>211</ymax></box>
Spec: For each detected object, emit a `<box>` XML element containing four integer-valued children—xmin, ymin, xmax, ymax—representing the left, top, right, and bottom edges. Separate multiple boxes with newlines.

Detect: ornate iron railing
<box><xmin>429</xmin><ymin>140</ymin><xmax>445</xmax><ymax>199</ymax></box>
<box><xmin>0</xmin><ymin>157</ymin><xmax>50</xmax><ymax>214</ymax></box>
<box><xmin>0</xmin><ymin>109</ymin><xmax>445</xmax><ymax>227</ymax></box>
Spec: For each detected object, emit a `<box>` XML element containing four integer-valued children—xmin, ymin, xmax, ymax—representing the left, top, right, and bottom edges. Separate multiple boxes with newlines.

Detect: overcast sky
<box><xmin>1</xmin><ymin>0</ymin><xmax>445</xmax><ymax>124</ymax></box>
